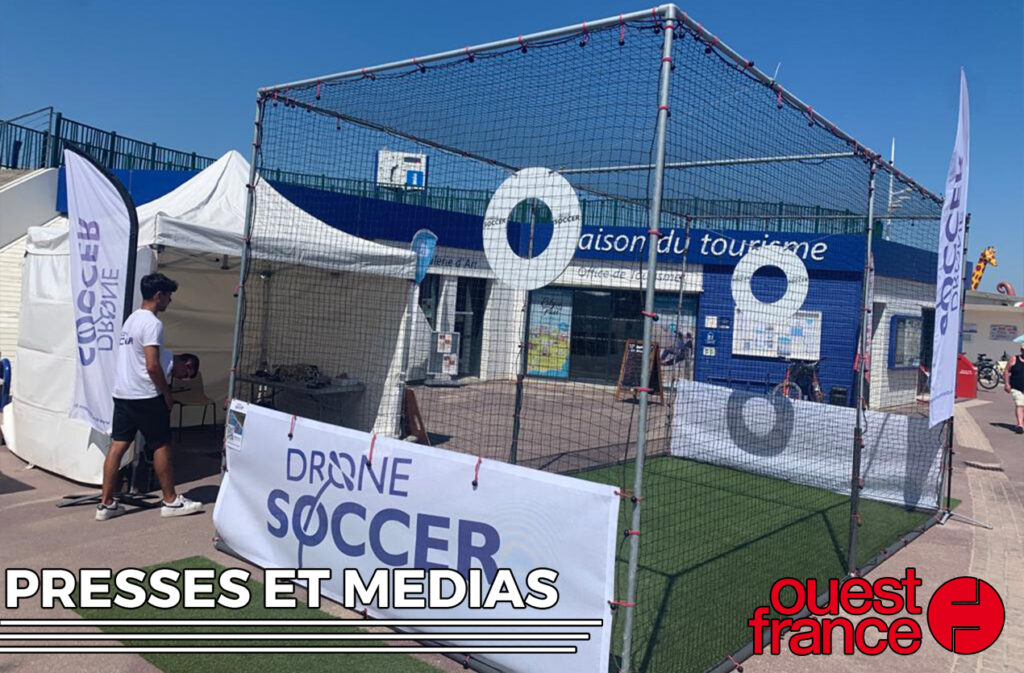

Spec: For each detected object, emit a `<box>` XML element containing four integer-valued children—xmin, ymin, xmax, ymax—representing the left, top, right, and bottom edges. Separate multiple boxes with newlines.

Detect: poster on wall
<box><xmin>428</xmin><ymin>332</ymin><xmax>461</xmax><ymax>377</ymax></box>
<box><xmin>436</xmin><ymin>332</ymin><xmax>454</xmax><ymax>354</ymax></box>
<box><xmin>527</xmin><ymin>289</ymin><xmax>572</xmax><ymax>378</ymax></box>
<box><xmin>733</xmin><ymin>308</ymin><xmax>822</xmax><ymax>360</ymax></box>
<box><xmin>990</xmin><ymin>324</ymin><xmax>1020</xmax><ymax>341</ymax></box>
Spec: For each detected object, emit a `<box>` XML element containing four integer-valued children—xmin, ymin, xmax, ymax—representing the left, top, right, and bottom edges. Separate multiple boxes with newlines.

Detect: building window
<box><xmin>526</xmin><ymin>288</ymin><xmax>697</xmax><ymax>383</ymax></box>
<box><xmin>889</xmin><ymin>315</ymin><xmax>923</xmax><ymax>369</ymax></box>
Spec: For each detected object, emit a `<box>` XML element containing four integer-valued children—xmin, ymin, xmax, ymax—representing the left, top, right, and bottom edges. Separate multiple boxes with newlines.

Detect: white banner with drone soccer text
<box><xmin>214</xmin><ymin>401</ymin><xmax>620</xmax><ymax>673</ymax></box>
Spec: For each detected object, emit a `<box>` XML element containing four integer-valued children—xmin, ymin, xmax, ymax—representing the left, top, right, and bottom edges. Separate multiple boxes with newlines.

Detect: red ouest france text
<box><xmin>749</xmin><ymin>569</ymin><xmax>923</xmax><ymax>655</ymax></box>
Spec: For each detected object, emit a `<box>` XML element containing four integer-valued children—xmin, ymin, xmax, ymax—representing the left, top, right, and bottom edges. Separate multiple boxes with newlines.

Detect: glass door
<box><xmin>454</xmin><ymin>277</ymin><xmax>487</xmax><ymax>378</ymax></box>
<box><xmin>569</xmin><ymin>290</ymin><xmax>613</xmax><ymax>381</ymax></box>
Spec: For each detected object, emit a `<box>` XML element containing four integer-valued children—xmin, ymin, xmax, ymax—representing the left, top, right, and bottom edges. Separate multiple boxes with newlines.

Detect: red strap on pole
<box><xmin>368</xmin><ymin>433</ymin><xmax>377</xmax><ymax>465</ymax></box>
<box><xmin>288</xmin><ymin>415</ymin><xmax>297</xmax><ymax>440</ymax></box>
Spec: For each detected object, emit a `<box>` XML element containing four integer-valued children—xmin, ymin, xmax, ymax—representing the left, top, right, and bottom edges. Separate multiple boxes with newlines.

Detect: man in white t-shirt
<box><xmin>97</xmin><ymin>273</ymin><xmax>204</xmax><ymax>521</ymax></box>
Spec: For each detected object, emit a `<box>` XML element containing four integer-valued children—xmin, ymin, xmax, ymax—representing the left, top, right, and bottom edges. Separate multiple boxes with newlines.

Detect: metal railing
<box><xmin>0</xmin><ymin>121</ymin><xmax>50</xmax><ymax>170</ymax></box>
<box><xmin>262</xmin><ymin>166</ymin><xmax>868</xmax><ymax>234</ymax></box>
<box><xmin>0</xmin><ymin>111</ymin><xmax>215</xmax><ymax>172</ymax></box>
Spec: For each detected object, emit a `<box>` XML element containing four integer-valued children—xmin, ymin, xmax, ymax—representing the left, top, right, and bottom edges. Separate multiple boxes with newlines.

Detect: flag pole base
<box><xmin>940</xmin><ymin>510</ymin><xmax>992</xmax><ymax>529</ymax></box>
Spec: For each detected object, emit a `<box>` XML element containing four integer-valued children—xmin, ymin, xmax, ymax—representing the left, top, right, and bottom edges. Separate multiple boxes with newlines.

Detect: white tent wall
<box><xmin>238</xmin><ymin>263</ymin><xmax>409</xmax><ymax>434</ymax></box>
<box><xmin>5</xmin><ymin>225</ymin><xmax>152</xmax><ymax>484</ymax></box>
<box><xmin>0</xmin><ymin>232</ymin><xmax>29</xmax><ymax>367</ymax></box>
<box><xmin>155</xmin><ymin>249</ymin><xmax>239</xmax><ymax>427</ymax></box>
<box><xmin>3</xmin><ymin>150</ymin><xmax>417</xmax><ymax>483</ymax></box>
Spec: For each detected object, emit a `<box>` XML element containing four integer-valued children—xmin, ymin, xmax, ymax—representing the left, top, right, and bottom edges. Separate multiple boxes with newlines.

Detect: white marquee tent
<box><xmin>1</xmin><ymin>151</ymin><xmax>423</xmax><ymax>484</ymax></box>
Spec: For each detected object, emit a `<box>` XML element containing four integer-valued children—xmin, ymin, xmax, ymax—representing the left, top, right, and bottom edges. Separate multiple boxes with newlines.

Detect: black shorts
<box><xmin>111</xmin><ymin>396</ymin><xmax>171</xmax><ymax>451</ymax></box>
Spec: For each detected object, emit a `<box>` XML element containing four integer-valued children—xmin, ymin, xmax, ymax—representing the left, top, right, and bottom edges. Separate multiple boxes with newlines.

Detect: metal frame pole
<box><xmin>558</xmin><ymin>151</ymin><xmax>857</xmax><ymax>175</ymax></box>
<box><xmin>847</xmin><ymin>161</ymin><xmax>877</xmax><ymax>575</ymax></box>
<box><xmin>509</xmin><ymin>204</ymin><xmax>538</xmax><ymax>465</ymax></box>
<box><xmin>885</xmin><ymin>139</ymin><xmax>896</xmax><ymax>240</ymax></box>
<box><xmin>619</xmin><ymin>8</ymin><xmax>675</xmax><ymax>672</ymax></box>
<box><xmin>227</xmin><ymin>99</ymin><xmax>266</xmax><ymax>405</ymax></box>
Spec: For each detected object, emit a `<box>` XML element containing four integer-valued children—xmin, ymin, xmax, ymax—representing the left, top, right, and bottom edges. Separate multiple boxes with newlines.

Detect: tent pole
<box><xmin>397</xmin><ymin>280</ymin><xmax>417</xmax><ymax>437</ymax></box>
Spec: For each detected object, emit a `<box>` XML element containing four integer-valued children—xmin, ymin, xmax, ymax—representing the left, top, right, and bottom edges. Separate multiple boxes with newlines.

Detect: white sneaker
<box><xmin>160</xmin><ymin>495</ymin><xmax>203</xmax><ymax>518</ymax></box>
<box><xmin>95</xmin><ymin>502</ymin><xmax>126</xmax><ymax>521</ymax></box>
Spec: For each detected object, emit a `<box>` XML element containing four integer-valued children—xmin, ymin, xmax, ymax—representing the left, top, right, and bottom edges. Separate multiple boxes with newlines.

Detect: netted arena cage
<box><xmin>228</xmin><ymin>5</ymin><xmax>949</xmax><ymax>672</ymax></box>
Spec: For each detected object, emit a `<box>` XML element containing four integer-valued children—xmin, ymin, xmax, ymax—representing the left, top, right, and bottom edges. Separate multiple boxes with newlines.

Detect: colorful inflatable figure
<box><xmin>996</xmin><ymin>281</ymin><xmax>1016</xmax><ymax>296</ymax></box>
<box><xmin>970</xmin><ymin>246</ymin><xmax>997</xmax><ymax>291</ymax></box>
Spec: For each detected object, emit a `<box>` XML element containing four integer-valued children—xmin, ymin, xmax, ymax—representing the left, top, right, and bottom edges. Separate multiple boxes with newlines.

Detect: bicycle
<box><xmin>975</xmin><ymin>354</ymin><xmax>1000</xmax><ymax>390</ymax></box>
<box><xmin>771</xmin><ymin>357</ymin><xmax>826</xmax><ymax>402</ymax></box>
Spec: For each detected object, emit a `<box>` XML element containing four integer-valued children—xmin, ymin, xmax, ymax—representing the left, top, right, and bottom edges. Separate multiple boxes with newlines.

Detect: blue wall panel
<box><xmin>56</xmin><ymin>168</ymin><xmax>198</xmax><ymax>213</ymax></box>
<box><xmin>694</xmin><ymin>266</ymin><xmax>863</xmax><ymax>405</ymax></box>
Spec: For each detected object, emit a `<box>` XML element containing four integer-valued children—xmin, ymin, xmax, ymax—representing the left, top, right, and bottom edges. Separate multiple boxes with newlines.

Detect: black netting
<box><xmin>232</xmin><ymin>9</ymin><xmax>946</xmax><ymax>672</ymax></box>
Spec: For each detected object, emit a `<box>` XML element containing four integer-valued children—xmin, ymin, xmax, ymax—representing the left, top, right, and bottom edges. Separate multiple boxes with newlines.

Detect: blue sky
<box><xmin>3</xmin><ymin>1</ymin><xmax>1021</xmax><ymax>292</ymax></box>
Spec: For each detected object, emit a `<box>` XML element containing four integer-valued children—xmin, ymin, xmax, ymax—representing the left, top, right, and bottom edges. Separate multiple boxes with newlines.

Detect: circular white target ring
<box><xmin>731</xmin><ymin>245</ymin><xmax>809</xmax><ymax>323</ymax></box>
<box><xmin>482</xmin><ymin>168</ymin><xmax>582</xmax><ymax>291</ymax></box>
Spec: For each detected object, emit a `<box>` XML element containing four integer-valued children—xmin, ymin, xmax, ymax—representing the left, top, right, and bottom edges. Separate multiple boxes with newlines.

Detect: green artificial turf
<box><xmin>574</xmin><ymin>456</ymin><xmax>938</xmax><ymax>673</ymax></box>
<box><xmin>75</xmin><ymin>556</ymin><xmax>438</xmax><ymax>673</ymax></box>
